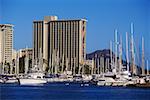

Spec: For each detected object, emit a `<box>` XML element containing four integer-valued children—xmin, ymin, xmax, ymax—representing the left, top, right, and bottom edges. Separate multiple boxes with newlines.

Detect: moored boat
<box><xmin>19</xmin><ymin>72</ymin><xmax>47</xmax><ymax>85</ymax></box>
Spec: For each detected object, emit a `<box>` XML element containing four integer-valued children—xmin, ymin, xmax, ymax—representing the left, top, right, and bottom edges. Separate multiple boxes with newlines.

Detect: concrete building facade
<box><xmin>0</xmin><ymin>24</ymin><xmax>13</xmax><ymax>63</ymax></box>
<box><xmin>0</xmin><ymin>24</ymin><xmax>13</xmax><ymax>74</ymax></box>
<box><xmin>33</xmin><ymin>16</ymin><xmax>87</xmax><ymax>74</ymax></box>
<box><xmin>33</xmin><ymin>16</ymin><xmax>58</xmax><ymax>70</ymax></box>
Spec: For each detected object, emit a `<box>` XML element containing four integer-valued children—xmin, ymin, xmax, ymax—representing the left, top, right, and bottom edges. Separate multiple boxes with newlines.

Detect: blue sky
<box><xmin>0</xmin><ymin>0</ymin><xmax>150</xmax><ymax>62</ymax></box>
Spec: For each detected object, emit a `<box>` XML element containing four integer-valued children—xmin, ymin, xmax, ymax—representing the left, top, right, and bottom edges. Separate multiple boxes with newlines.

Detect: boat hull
<box><xmin>19</xmin><ymin>78</ymin><xmax>47</xmax><ymax>85</ymax></box>
<box><xmin>6</xmin><ymin>79</ymin><xmax>18</xmax><ymax>83</ymax></box>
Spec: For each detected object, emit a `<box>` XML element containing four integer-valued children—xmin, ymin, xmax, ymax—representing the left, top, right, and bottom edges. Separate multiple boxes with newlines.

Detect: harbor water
<box><xmin>1</xmin><ymin>82</ymin><xmax>150</xmax><ymax>100</ymax></box>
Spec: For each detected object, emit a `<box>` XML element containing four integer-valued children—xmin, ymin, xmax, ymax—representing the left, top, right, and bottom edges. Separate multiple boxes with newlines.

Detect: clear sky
<box><xmin>0</xmin><ymin>0</ymin><xmax>150</xmax><ymax>63</ymax></box>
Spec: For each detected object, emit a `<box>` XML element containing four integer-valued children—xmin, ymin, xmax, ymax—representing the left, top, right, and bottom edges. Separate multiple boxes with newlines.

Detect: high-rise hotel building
<box><xmin>0</xmin><ymin>24</ymin><xmax>13</xmax><ymax>73</ymax></box>
<box><xmin>33</xmin><ymin>16</ymin><xmax>86</xmax><ymax>74</ymax></box>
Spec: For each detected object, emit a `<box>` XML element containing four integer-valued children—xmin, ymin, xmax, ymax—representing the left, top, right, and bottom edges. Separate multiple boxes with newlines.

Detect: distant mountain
<box><xmin>86</xmin><ymin>49</ymin><xmax>112</xmax><ymax>59</ymax></box>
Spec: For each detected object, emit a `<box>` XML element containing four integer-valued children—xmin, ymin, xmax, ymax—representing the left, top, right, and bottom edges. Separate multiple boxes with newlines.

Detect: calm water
<box><xmin>0</xmin><ymin>82</ymin><xmax>150</xmax><ymax>100</ymax></box>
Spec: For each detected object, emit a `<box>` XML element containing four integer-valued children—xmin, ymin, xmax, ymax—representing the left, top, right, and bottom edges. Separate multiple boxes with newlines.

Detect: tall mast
<box><xmin>110</xmin><ymin>41</ymin><xmax>113</xmax><ymax>71</ymax></box>
<box><xmin>97</xmin><ymin>57</ymin><xmax>100</xmax><ymax>74</ymax></box>
<box><xmin>25</xmin><ymin>47</ymin><xmax>29</xmax><ymax>74</ymax></box>
<box><xmin>61</xmin><ymin>53</ymin><xmax>64</xmax><ymax>74</ymax></box>
<box><xmin>91</xmin><ymin>58</ymin><xmax>94</xmax><ymax>75</ymax></box>
<box><xmin>130</xmin><ymin>23</ymin><xmax>136</xmax><ymax>75</ymax></box>
<box><xmin>39</xmin><ymin>48</ymin><xmax>43</xmax><ymax>72</ymax></box>
<box><xmin>82</xmin><ymin>59</ymin><xmax>84</xmax><ymax>75</ymax></box>
<box><xmin>32</xmin><ymin>46</ymin><xmax>34</xmax><ymax>69</ymax></box>
<box><xmin>106</xmin><ymin>58</ymin><xmax>109</xmax><ymax>73</ymax></box>
<box><xmin>100</xmin><ymin>56</ymin><xmax>104</xmax><ymax>74</ymax></box>
<box><xmin>51</xmin><ymin>50</ymin><xmax>55</xmax><ymax>74</ymax></box>
<box><xmin>66</xmin><ymin>58</ymin><xmax>69</xmax><ymax>72</ymax></box>
<box><xmin>104</xmin><ymin>58</ymin><xmax>106</xmax><ymax>73</ymax></box>
<box><xmin>49</xmin><ymin>56</ymin><xmax>51</xmax><ymax>74</ymax></box>
<box><xmin>126</xmin><ymin>32</ymin><xmax>129</xmax><ymax>72</ymax></box>
<box><xmin>73</xmin><ymin>58</ymin><xmax>76</xmax><ymax>75</ymax></box>
<box><xmin>94</xmin><ymin>54</ymin><xmax>97</xmax><ymax>74</ymax></box>
<box><xmin>147</xmin><ymin>60</ymin><xmax>149</xmax><ymax>75</ymax></box>
<box><xmin>16</xmin><ymin>53</ymin><xmax>19</xmax><ymax>75</ymax></box>
<box><xmin>10</xmin><ymin>60</ymin><xmax>13</xmax><ymax>74</ymax></box>
<box><xmin>71</xmin><ymin>58</ymin><xmax>73</xmax><ymax>74</ymax></box>
<box><xmin>115</xmin><ymin>29</ymin><xmax>118</xmax><ymax>73</ymax></box>
<box><xmin>141</xmin><ymin>37</ymin><xmax>145</xmax><ymax>75</ymax></box>
<box><xmin>119</xmin><ymin>34</ymin><xmax>122</xmax><ymax>73</ymax></box>
<box><xmin>55</xmin><ymin>50</ymin><xmax>59</xmax><ymax>74</ymax></box>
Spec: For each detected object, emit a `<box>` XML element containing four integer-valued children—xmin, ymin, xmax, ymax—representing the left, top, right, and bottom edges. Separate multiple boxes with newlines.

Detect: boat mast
<box><xmin>10</xmin><ymin>60</ymin><xmax>13</xmax><ymax>74</ymax></box>
<box><xmin>55</xmin><ymin>50</ymin><xmax>59</xmax><ymax>74</ymax></box>
<box><xmin>49</xmin><ymin>56</ymin><xmax>51</xmax><ymax>74</ymax></box>
<box><xmin>39</xmin><ymin>48</ymin><xmax>43</xmax><ymax>72</ymax></box>
<box><xmin>126</xmin><ymin>32</ymin><xmax>129</xmax><ymax>72</ymax></box>
<box><xmin>130</xmin><ymin>23</ymin><xmax>136</xmax><ymax>75</ymax></box>
<box><xmin>15</xmin><ymin>53</ymin><xmax>19</xmax><ymax>75</ymax></box>
<box><xmin>94</xmin><ymin>54</ymin><xmax>97</xmax><ymax>74</ymax></box>
<box><xmin>91</xmin><ymin>58</ymin><xmax>94</xmax><ymax>75</ymax></box>
<box><xmin>100</xmin><ymin>56</ymin><xmax>104</xmax><ymax>74</ymax></box>
<box><xmin>97</xmin><ymin>57</ymin><xmax>100</xmax><ymax>75</ymax></box>
<box><xmin>71</xmin><ymin>58</ymin><xmax>73</xmax><ymax>74</ymax></box>
<box><xmin>114</xmin><ymin>29</ymin><xmax>118</xmax><ymax>74</ymax></box>
<box><xmin>66</xmin><ymin>58</ymin><xmax>69</xmax><ymax>73</ymax></box>
<box><xmin>73</xmin><ymin>58</ymin><xmax>76</xmax><ymax>75</ymax></box>
<box><xmin>25</xmin><ymin>47</ymin><xmax>29</xmax><ymax>74</ymax></box>
<box><xmin>110</xmin><ymin>41</ymin><xmax>113</xmax><ymax>72</ymax></box>
<box><xmin>61</xmin><ymin>53</ymin><xmax>64</xmax><ymax>74</ymax></box>
<box><xmin>119</xmin><ymin>34</ymin><xmax>122</xmax><ymax>74</ymax></box>
<box><xmin>141</xmin><ymin>37</ymin><xmax>145</xmax><ymax>75</ymax></box>
<box><xmin>147</xmin><ymin>60</ymin><xmax>149</xmax><ymax>75</ymax></box>
<box><xmin>32</xmin><ymin>46</ymin><xmax>34</xmax><ymax>69</ymax></box>
<box><xmin>51</xmin><ymin>50</ymin><xmax>55</xmax><ymax>74</ymax></box>
<box><xmin>106</xmin><ymin>58</ymin><xmax>109</xmax><ymax>73</ymax></box>
<box><xmin>81</xmin><ymin>60</ymin><xmax>84</xmax><ymax>75</ymax></box>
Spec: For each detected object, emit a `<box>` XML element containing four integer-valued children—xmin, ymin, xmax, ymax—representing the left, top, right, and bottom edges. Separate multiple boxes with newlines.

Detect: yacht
<box><xmin>19</xmin><ymin>72</ymin><xmax>47</xmax><ymax>85</ymax></box>
<box><xmin>5</xmin><ymin>77</ymin><xmax>18</xmax><ymax>83</ymax></box>
<box><xmin>97</xmin><ymin>77</ymin><xmax>115</xmax><ymax>86</ymax></box>
<box><xmin>0</xmin><ymin>75</ymin><xmax>18</xmax><ymax>83</ymax></box>
<box><xmin>19</xmin><ymin>61</ymin><xmax>47</xmax><ymax>85</ymax></box>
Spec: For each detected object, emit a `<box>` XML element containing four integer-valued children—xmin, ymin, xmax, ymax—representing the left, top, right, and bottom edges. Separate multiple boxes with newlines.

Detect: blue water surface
<box><xmin>0</xmin><ymin>82</ymin><xmax>150</xmax><ymax>100</ymax></box>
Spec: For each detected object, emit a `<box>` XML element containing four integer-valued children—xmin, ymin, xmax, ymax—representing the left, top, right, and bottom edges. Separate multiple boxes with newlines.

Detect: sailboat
<box><xmin>19</xmin><ymin>48</ymin><xmax>47</xmax><ymax>85</ymax></box>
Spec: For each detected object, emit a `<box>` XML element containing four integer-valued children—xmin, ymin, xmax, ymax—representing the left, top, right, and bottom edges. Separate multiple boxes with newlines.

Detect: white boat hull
<box><xmin>0</xmin><ymin>79</ymin><xmax>3</xmax><ymax>83</ymax></box>
<box><xmin>19</xmin><ymin>78</ymin><xmax>47</xmax><ymax>85</ymax></box>
<box><xmin>6</xmin><ymin>79</ymin><xmax>18</xmax><ymax>83</ymax></box>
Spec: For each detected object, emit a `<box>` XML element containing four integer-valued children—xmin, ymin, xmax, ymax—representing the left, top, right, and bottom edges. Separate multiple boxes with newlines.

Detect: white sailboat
<box><xmin>19</xmin><ymin>48</ymin><xmax>47</xmax><ymax>85</ymax></box>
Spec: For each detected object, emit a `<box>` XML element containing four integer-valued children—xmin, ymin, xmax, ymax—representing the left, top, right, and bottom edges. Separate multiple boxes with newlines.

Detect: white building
<box><xmin>0</xmin><ymin>24</ymin><xmax>13</xmax><ymax>74</ymax></box>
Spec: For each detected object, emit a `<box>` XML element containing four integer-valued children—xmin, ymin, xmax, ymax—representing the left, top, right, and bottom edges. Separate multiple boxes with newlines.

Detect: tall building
<box><xmin>0</xmin><ymin>24</ymin><xmax>13</xmax><ymax>74</ymax></box>
<box><xmin>33</xmin><ymin>16</ymin><xmax>58</xmax><ymax>70</ymax></box>
<box><xmin>33</xmin><ymin>16</ymin><xmax>87</xmax><ymax>74</ymax></box>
